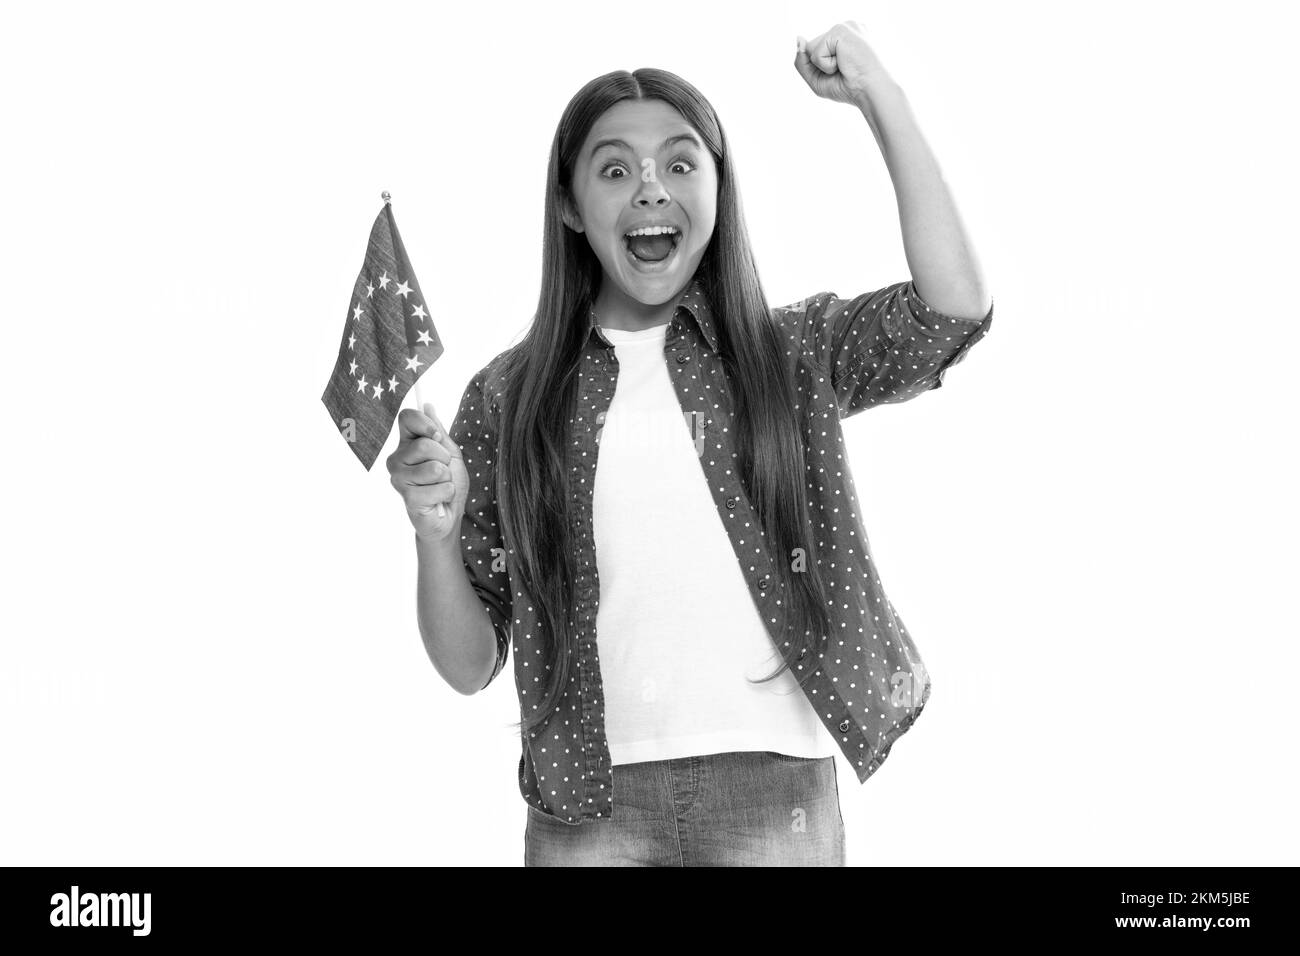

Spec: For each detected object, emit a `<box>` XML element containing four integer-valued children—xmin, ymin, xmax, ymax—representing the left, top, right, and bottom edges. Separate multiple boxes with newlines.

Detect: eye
<box><xmin>599</xmin><ymin>156</ymin><xmax>696</xmax><ymax>179</ymax></box>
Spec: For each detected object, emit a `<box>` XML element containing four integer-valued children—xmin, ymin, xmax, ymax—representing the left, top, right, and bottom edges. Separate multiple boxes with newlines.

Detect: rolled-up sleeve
<box><xmin>775</xmin><ymin>280</ymin><xmax>993</xmax><ymax>418</ymax></box>
<box><xmin>447</xmin><ymin>365</ymin><xmax>513</xmax><ymax>691</ymax></box>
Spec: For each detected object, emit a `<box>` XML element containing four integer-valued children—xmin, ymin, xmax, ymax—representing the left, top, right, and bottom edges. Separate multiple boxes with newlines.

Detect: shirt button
<box><xmin>725</xmin><ymin>497</ymin><xmax>737</xmax><ymax>509</ymax></box>
<box><xmin>676</xmin><ymin>354</ymin><xmax>689</xmax><ymax>364</ymax></box>
<box><xmin>838</xmin><ymin>719</ymin><xmax>852</xmax><ymax>733</ymax></box>
<box><xmin>756</xmin><ymin>577</ymin><xmax>769</xmax><ymax>591</ymax></box>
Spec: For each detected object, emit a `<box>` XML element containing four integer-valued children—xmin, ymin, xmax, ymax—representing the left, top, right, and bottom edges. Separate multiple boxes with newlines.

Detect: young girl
<box><xmin>386</xmin><ymin>21</ymin><xmax>993</xmax><ymax>866</ymax></box>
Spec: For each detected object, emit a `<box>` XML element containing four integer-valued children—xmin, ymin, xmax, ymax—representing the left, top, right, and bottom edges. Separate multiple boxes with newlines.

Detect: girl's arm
<box><xmin>443</xmin><ymin>368</ymin><xmax>513</xmax><ymax>693</ymax></box>
<box><xmin>415</xmin><ymin>532</ymin><xmax>501</xmax><ymax>695</ymax></box>
<box><xmin>391</xmin><ymin>371</ymin><xmax>512</xmax><ymax>695</ymax></box>
<box><xmin>796</xmin><ymin>22</ymin><xmax>991</xmax><ymax>321</ymax></box>
<box><xmin>856</xmin><ymin>78</ymin><xmax>991</xmax><ymax>321</ymax></box>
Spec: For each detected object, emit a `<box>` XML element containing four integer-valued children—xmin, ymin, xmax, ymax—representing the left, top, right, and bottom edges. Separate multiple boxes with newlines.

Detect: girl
<box><xmin>386</xmin><ymin>21</ymin><xmax>993</xmax><ymax>866</ymax></box>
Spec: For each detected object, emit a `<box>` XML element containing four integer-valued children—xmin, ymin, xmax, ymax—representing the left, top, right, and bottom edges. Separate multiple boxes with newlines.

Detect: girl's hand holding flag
<box><xmin>386</xmin><ymin>403</ymin><xmax>468</xmax><ymax>542</ymax></box>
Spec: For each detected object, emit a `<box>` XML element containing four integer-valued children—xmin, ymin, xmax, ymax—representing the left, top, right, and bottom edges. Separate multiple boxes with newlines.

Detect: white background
<box><xmin>2</xmin><ymin>0</ymin><xmax>1297</xmax><ymax>866</ymax></box>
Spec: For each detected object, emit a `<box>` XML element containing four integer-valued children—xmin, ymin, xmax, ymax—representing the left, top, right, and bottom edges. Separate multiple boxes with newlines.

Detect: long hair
<box><xmin>496</xmin><ymin>68</ymin><xmax>835</xmax><ymax>737</ymax></box>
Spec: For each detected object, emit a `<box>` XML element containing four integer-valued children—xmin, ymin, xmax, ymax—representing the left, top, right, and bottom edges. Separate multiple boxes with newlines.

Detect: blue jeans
<box><xmin>524</xmin><ymin>751</ymin><xmax>845</xmax><ymax>866</ymax></box>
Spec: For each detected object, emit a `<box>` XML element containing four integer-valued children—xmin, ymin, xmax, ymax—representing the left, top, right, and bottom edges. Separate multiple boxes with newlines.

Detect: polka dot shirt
<box><xmin>447</xmin><ymin>276</ymin><xmax>993</xmax><ymax>824</ymax></box>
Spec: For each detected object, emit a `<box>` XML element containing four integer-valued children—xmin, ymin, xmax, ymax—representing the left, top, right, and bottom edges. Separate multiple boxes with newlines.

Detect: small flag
<box><xmin>321</xmin><ymin>198</ymin><xmax>444</xmax><ymax>469</ymax></box>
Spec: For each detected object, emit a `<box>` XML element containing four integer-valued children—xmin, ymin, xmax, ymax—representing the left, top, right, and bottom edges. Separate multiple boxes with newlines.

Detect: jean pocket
<box><xmin>828</xmin><ymin>756</ymin><xmax>844</xmax><ymax>827</ymax></box>
<box><xmin>527</xmin><ymin>803</ymin><xmax>572</xmax><ymax>827</ymax></box>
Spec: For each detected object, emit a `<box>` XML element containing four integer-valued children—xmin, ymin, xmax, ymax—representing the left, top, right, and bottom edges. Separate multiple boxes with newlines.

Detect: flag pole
<box><xmin>385</xmin><ymin>190</ymin><xmax>448</xmax><ymax>521</ymax></box>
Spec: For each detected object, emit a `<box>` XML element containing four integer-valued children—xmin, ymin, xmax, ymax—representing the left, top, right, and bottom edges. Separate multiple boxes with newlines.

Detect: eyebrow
<box><xmin>588</xmin><ymin>132</ymin><xmax>702</xmax><ymax>160</ymax></box>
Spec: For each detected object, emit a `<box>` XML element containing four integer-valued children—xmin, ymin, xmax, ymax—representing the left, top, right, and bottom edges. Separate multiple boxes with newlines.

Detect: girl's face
<box><xmin>564</xmin><ymin>99</ymin><xmax>718</xmax><ymax>305</ymax></box>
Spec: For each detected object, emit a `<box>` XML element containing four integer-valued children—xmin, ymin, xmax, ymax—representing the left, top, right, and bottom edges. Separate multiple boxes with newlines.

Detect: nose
<box><xmin>634</xmin><ymin>174</ymin><xmax>670</xmax><ymax>207</ymax></box>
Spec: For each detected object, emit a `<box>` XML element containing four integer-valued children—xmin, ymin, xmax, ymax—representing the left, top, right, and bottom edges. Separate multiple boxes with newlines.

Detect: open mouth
<box><xmin>623</xmin><ymin>227</ymin><xmax>681</xmax><ymax>266</ymax></box>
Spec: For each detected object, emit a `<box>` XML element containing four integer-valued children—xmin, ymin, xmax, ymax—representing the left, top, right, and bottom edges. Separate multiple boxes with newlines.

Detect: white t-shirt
<box><xmin>592</xmin><ymin>320</ymin><xmax>839</xmax><ymax>766</ymax></box>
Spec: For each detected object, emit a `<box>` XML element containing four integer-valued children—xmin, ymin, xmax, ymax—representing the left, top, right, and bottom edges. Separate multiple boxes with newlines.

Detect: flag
<box><xmin>321</xmin><ymin>200</ymin><xmax>444</xmax><ymax>470</ymax></box>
